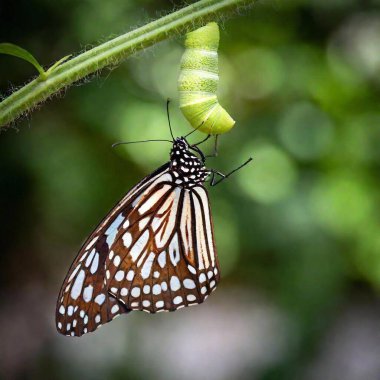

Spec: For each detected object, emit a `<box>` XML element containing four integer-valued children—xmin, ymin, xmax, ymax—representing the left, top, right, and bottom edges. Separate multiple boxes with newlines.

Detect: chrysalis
<box><xmin>178</xmin><ymin>22</ymin><xmax>235</xmax><ymax>135</ymax></box>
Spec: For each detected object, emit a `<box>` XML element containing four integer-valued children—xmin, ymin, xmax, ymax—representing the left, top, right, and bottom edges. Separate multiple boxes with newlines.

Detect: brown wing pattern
<box><xmin>56</xmin><ymin>166</ymin><xmax>219</xmax><ymax>337</ymax></box>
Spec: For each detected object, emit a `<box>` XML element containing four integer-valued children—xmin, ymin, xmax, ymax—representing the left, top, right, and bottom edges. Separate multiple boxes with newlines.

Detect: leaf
<box><xmin>45</xmin><ymin>54</ymin><xmax>72</xmax><ymax>75</ymax></box>
<box><xmin>0</xmin><ymin>42</ymin><xmax>46</xmax><ymax>78</ymax></box>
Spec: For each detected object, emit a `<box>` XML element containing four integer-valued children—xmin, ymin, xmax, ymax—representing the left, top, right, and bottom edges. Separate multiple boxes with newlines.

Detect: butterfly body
<box><xmin>57</xmin><ymin>136</ymin><xmax>219</xmax><ymax>337</ymax></box>
<box><xmin>170</xmin><ymin>137</ymin><xmax>210</xmax><ymax>187</ymax></box>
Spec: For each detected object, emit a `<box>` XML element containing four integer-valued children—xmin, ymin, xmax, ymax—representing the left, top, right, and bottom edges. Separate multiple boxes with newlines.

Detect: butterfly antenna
<box><xmin>112</xmin><ymin>139</ymin><xmax>172</xmax><ymax>148</ymax></box>
<box><xmin>166</xmin><ymin>99</ymin><xmax>175</xmax><ymax>141</ymax></box>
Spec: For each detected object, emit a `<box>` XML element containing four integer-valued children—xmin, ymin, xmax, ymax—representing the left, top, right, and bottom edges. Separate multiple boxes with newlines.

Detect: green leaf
<box><xmin>0</xmin><ymin>42</ymin><xmax>46</xmax><ymax>78</ymax></box>
<box><xmin>45</xmin><ymin>54</ymin><xmax>72</xmax><ymax>75</ymax></box>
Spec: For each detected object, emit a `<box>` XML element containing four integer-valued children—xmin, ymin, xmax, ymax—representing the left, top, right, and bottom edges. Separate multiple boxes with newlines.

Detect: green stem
<box><xmin>0</xmin><ymin>0</ymin><xmax>256</xmax><ymax>128</ymax></box>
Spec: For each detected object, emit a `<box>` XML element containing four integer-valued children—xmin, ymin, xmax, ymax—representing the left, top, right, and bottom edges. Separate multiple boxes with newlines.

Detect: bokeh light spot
<box><xmin>328</xmin><ymin>13</ymin><xmax>380</xmax><ymax>81</ymax></box>
<box><xmin>115</xmin><ymin>102</ymin><xmax>170</xmax><ymax>169</ymax></box>
<box><xmin>232</xmin><ymin>47</ymin><xmax>284</xmax><ymax>100</ymax></box>
<box><xmin>237</xmin><ymin>142</ymin><xmax>297</xmax><ymax>204</ymax></box>
<box><xmin>310</xmin><ymin>173</ymin><xmax>374</xmax><ymax>236</ymax></box>
<box><xmin>278</xmin><ymin>102</ymin><xmax>334</xmax><ymax>160</ymax></box>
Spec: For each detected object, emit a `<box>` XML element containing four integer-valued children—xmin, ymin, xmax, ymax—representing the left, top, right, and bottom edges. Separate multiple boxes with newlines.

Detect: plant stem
<box><xmin>0</xmin><ymin>0</ymin><xmax>256</xmax><ymax>128</ymax></box>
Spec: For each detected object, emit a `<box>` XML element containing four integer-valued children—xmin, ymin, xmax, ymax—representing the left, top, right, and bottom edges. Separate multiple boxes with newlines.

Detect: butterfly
<box><xmin>56</xmin><ymin>133</ymin><xmax>251</xmax><ymax>337</ymax></box>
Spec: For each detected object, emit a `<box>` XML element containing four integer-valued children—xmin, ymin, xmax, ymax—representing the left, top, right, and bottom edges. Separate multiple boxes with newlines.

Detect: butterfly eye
<box><xmin>178</xmin><ymin>22</ymin><xmax>235</xmax><ymax>135</ymax></box>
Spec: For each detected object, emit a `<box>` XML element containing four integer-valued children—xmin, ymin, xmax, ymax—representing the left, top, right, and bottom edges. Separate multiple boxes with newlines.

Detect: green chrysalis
<box><xmin>178</xmin><ymin>22</ymin><xmax>235</xmax><ymax>135</ymax></box>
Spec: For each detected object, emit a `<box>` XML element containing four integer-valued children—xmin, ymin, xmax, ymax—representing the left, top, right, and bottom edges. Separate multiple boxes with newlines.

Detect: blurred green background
<box><xmin>1</xmin><ymin>0</ymin><xmax>380</xmax><ymax>379</ymax></box>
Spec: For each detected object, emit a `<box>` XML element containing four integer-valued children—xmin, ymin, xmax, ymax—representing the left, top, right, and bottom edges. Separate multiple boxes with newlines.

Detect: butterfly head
<box><xmin>173</xmin><ymin>136</ymin><xmax>189</xmax><ymax>150</ymax></box>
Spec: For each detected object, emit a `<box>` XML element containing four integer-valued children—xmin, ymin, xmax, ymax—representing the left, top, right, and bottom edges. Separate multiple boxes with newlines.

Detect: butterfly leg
<box><xmin>205</xmin><ymin>135</ymin><xmax>220</xmax><ymax>159</ymax></box>
<box><xmin>192</xmin><ymin>134</ymin><xmax>219</xmax><ymax>160</ymax></box>
<box><xmin>193</xmin><ymin>134</ymin><xmax>211</xmax><ymax>146</ymax></box>
<box><xmin>210</xmin><ymin>157</ymin><xmax>253</xmax><ymax>186</ymax></box>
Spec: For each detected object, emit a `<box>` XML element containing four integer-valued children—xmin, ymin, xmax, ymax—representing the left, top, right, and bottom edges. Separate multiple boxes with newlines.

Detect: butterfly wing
<box><xmin>56</xmin><ymin>165</ymin><xmax>219</xmax><ymax>337</ymax></box>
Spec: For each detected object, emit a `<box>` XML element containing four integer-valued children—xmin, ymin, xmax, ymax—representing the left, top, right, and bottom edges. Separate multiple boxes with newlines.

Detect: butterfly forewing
<box><xmin>56</xmin><ymin>142</ymin><xmax>220</xmax><ymax>336</ymax></box>
<box><xmin>56</xmin><ymin>164</ymin><xmax>170</xmax><ymax>336</ymax></box>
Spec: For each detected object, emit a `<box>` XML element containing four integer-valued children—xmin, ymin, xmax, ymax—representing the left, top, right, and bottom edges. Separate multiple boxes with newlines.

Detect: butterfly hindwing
<box><xmin>106</xmin><ymin>185</ymin><xmax>219</xmax><ymax>313</ymax></box>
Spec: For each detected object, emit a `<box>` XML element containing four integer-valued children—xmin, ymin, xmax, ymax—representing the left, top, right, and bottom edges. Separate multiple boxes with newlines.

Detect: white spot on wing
<box><xmin>115</xmin><ymin>270</ymin><xmax>125</xmax><ymax>282</ymax></box>
<box><xmin>143</xmin><ymin>285</ymin><xmax>150</xmax><ymax>294</ymax></box>
<box><xmin>169</xmin><ymin>234</ymin><xmax>180</xmax><ymax>266</ymax></box>
<box><xmin>105</xmin><ymin>214</ymin><xmax>125</xmax><ymax>246</ymax></box>
<box><xmin>111</xmin><ymin>305</ymin><xmax>119</xmax><ymax>314</ymax></box>
<box><xmin>173</xmin><ymin>296</ymin><xmax>183</xmax><ymax>305</ymax></box>
<box><xmin>158</xmin><ymin>251</ymin><xmax>166</xmax><ymax>268</ymax></box>
<box><xmin>170</xmin><ymin>276</ymin><xmax>181</xmax><ymax>291</ymax></box>
<box><xmin>90</xmin><ymin>253</ymin><xmax>99</xmax><ymax>274</ymax></box>
<box><xmin>139</xmin><ymin>217</ymin><xmax>150</xmax><ymax>231</ymax></box>
<box><xmin>153</xmin><ymin>284</ymin><xmax>161</xmax><ymax>295</ymax></box>
<box><xmin>113</xmin><ymin>255</ymin><xmax>121</xmax><ymax>267</ymax></box>
<box><xmin>141</xmin><ymin>252</ymin><xmax>155</xmax><ymax>279</ymax></box>
<box><xmin>183</xmin><ymin>278</ymin><xmax>196</xmax><ymax>289</ymax></box>
<box><xmin>70</xmin><ymin>270</ymin><xmax>85</xmax><ymax>300</ymax></box>
<box><xmin>130</xmin><ymin>230</ymin><xmax>149</xmax><ymax>262</ymax></box>
<box><xmin>126</xmin><ymin>270</ymin><xmax>135</xmax><ymax>281</ymax></box>
<box><xmin>83</xmin><ymin>285</ymin><xmax>93</xmax><ymax>302</ymax></box>
<box><xmin>123</xmin><ymin>232</ymin><xmax>132</xmax><ymax>248</ymax></box>
<box><xmin>94</xmin><ymin>294</ymin><xmax>106</xmax><ymax>305</ymax></box>
<box><xmin>85</xmin><ymin>249</ymin><xmax>95</xmax><ymax>267</ymax></box>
